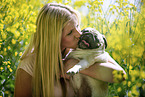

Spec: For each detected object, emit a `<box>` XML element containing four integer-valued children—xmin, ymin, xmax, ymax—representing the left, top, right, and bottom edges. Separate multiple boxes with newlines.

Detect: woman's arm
<box><xmin>14</xmin><ymin>69</ymin><xmax>32</xmax><ymax>97</ymax></box>
<box><xmin>80</xmin><ymin>55</ymin><xmax>126</xmax><ymax>83</ymax></box>
<box><xmin>64</xmin><ymin>55</ymin><xmax>126</xmax><ymax>83</ymax></box>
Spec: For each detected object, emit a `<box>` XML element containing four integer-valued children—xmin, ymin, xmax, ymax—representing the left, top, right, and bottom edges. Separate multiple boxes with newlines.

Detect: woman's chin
<box><xmin>71</xmin><ymin>46</ymin><xmax>78</xmax><ymax>50</ymax></box>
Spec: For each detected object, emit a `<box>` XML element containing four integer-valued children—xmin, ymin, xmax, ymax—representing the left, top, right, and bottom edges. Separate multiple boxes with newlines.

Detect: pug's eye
<box><xmin>67</xmin><ymin>30</ymin><xmax>72</xmax><ymax>35</ymax></box>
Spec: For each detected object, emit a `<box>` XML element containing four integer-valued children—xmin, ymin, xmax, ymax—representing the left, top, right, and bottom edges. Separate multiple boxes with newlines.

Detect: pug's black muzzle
<box><xmin>78</xmin><ymin>33</ymin><xmax>100</xmax><ymax>49</ymax></box>
<box><xmin>78</xmin><ymin>27</ymin><xmax>107</xmax><ymax>49</ymax></box>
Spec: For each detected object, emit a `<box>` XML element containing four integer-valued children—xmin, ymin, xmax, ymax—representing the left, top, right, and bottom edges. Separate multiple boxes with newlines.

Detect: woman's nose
<box><xmin>75</xmin><ymin>28</ymin><xmax>82</xmax><ymax>38</ymax></box>
<box><xmin>74</xmin><ymin>31</ymin><xmax>81</xmax><ymax>40</ymax></box>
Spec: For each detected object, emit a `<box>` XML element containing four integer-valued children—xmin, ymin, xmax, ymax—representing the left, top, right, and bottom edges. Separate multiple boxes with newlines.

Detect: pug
<box><xmin>67</xmin><ymin>27</ymin><xmax>109</xmax><ymax>97</ymax></box>
<box><xmin>67</xmin><ymin>27</ymin><xmax>108</xmax><ymax>73</ymax></box>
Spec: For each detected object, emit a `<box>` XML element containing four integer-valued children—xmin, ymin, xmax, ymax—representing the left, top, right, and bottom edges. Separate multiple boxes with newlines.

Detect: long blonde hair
<box><xmin>20</xmin><ymin>3</ymin><xmax>80</xmax><ymax>97</ymax></box>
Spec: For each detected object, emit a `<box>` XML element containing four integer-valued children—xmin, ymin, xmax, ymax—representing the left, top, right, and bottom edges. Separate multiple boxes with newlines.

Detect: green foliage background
<box><xmin>0</xmin><ymin>0</ymin><xmax>145</xmax><ymax>97</ymax></box>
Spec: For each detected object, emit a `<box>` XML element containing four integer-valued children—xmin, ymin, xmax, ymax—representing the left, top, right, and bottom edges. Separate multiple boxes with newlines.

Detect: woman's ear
<box><xmin>102</xmin><ymin>35</ymin><xmax>107</xmax><ymax>49</ymax></box>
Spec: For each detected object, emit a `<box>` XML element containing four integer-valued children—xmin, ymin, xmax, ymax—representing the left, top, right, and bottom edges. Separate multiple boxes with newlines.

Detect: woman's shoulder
<box><xmin>17</xmin><ymin>53</ymin><xmax>36</xmax><ymax>76</ymax></box>
<box><xmin>20</xmin><ymin>53</ymin><xmax>36</xmax><ymax>66</ymax></box>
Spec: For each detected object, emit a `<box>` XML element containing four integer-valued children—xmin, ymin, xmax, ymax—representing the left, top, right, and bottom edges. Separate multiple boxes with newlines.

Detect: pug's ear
<box><xmin>81</xmin><ymin>27</ymin><xmax>95</xmax><ymax>33</ymax></box>
<box><xmin>102</xmin><ymin>35</ymin><xmax>107</xmax><ymax>49</ymax></box>
<box><xmin>81</xmin><ymin>28</ymin><xmax>89</xmax><ymax>33</ymax></box>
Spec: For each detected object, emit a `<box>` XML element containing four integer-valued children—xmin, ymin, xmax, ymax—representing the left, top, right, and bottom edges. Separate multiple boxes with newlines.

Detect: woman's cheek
<box><xmin>62</xmin><ymin>38</ymin><xmax>71</xmax><ymax>46</ymax></box>
<box><xmin>66</xmin><ymin>37</ymin><xmax>73</xmax><ymax>43</ymax></box>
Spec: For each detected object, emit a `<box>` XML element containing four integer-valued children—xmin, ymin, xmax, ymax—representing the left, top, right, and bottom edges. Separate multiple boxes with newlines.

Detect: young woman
<box><xmin>14</xmin><ymin>3</ymin><xmax>126</xmax><ymax>97</ymax></box>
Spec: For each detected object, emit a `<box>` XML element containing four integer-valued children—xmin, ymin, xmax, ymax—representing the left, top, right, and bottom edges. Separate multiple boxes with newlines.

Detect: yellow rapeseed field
<box><xmin>0</xmin><ymin>0</ymin><xmax>144</xmax><ymax>96</ymax></box>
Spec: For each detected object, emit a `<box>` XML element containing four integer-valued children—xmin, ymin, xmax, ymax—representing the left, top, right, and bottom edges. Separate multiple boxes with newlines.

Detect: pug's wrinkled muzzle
<box><xmin>78</xmin><ymin>27</ymin><xmax>107</xmax><ymax>49</ymax></box>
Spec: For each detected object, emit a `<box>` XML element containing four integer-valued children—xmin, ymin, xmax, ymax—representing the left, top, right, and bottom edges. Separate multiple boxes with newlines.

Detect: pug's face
<box><xmin>78</xmin><ymin>27</ymin><xmax>107</xmax><ymax>49</ymax></box>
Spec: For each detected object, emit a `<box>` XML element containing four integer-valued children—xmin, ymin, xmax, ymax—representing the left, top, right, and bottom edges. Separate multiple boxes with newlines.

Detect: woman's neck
<box><xmin>61</xmin><ymin>47</ymin><xmax>66</xmax><ymax>52</ymax></box>
<box><xmin>61</xmin><ymin>48</ymin><xmax>66</xmax><ymax>58</ymax></box>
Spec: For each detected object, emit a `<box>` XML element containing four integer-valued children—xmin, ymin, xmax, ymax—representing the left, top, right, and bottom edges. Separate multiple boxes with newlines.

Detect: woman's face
<box><xmin>61</xmin><ymin>16</ymin><xmax>81</xmax><ymax>51</ymax></box>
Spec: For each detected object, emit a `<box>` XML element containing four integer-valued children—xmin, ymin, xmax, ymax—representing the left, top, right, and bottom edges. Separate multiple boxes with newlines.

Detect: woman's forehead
<box><xmin>63</xmin><ymin>20</ymin><xmax>75</xmax><ymax>33</ymax></box>
<box><xmin>71</xmin><ymin>14</ymin><xmax>78</xmax><ymax>24</ymax></box>
<box><xmin>66</xmin><ymin>15</ymin><xmax>78</xmax><ymax>27</ymax></box>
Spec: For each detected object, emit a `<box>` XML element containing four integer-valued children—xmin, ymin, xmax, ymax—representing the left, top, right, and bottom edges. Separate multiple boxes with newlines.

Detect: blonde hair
<box><xmin>20</xmin><ymin>3</ymin><xmax>80</xmax><ymax>97</ymax></box>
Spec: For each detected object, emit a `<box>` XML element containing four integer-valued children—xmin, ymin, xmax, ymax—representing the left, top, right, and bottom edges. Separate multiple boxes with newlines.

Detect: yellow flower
<box><xmin>112</xmin><ymin>52</ymin><xmax>118</xmax><ymax>61</ymax></box>
<box><xmin>117</xmin><ymin>87</ymin><xmax>122</xmax><ymax>92</ymax></box>
<box><xmin>132</xmin><ymin>85</ymin><xmax>137</xmax><ymax>90</ymax></box>
<box><xmin>29</xmin><ymin>24</ymin><xmax>36</xmax><ymax>32</ymax></box>
<box><xmin>1</xmin><ymin>51</ymin><xmax>3</xmax><ymax>55</ymax></box>
<box><xmin>25</xmin><ymin>42</ymin><xmax>28</xmax><ymax>45</ymax></box>
<box><xmin>118</xmin><ymin>74</ymin><xmax>123</xmax><ymax>80</ymax></box>
<box><xmin>140</xmin><ymin>71</ymin><xmax>145</xmax><ymax>79</ymax></box>
<box><xmin>12</xmin><ymin>39</ymin><xmax>16</xmax><ymax>44</ymax></box>
<box><xmin>5</xmin><ymin>91</ymin><xmax>9</xmax><ymax>94</ymax></box>
<box><xmin>4</xmin><ymin>48</ymin><xmax>6</xmax><ymax>51</ymax></box>
<box><xmin>8</xmin><ymin>46</ymin><xmax>11</xmax><ymax>50</ymax></box>
<box><xmin>9</xmin><ymin>27</ymin><xmax>17</xmax><ymax>33</ymax></box>
<box><xmin>2</xmin><ymin>33</ymin><xmax>6</xmax><ymax>39</ymax></box>
<box><xmin>25</xmin><ymin>35</ymin><xmax>28</xmax><ymax>39</ymax></box>
<box><xmin>113</xmin><ymin>70</ymin><xmax>118</xmax><ymax>75</ymax></box>
<box><xmin>74</xmin><ymin>0</ymin><xmax>87</xmax><ymax>7</ymax></box>
<box><xmin>20</xmin><ymin>27</ymin><xmax>24</xmax><ymax>32</ymax></box>
<box><xmin>8</xmin><ymin>61</ymin><xmax>11</xmax><ymax>64</ymax></box>
<box><xmin>132</xmin><ymin>57</ymin><xmax>137</xmax><ymax>64</ymax></box>
<box><xmin>113</xmin><ymin>77</ymin><xmax>119</xmax><ymax>83</ymax></box>
<box><xmin>3</xmin><ymin>61</ymin><xmax>8</xmax><ymax>65</ymax></box>
<box><xmin>19</xmin><ymin>52</ymin><xmax>23</xmax><ymax>56</ymax></box>
<box><xmin>123</xmin><ymin>74</ymin><xmax>128</xmax><ymax>79</ymax></box>
<box><xmin>5</xmin><ymin>16</ymin><xmax>12</xmax><ymax>24</ymax></box>
<box><xmin>7</xmin><ymin>65</ymin><xmax>10</xmax><ymax>68</ymax></box>
<box><xmin>136</xmin><ymin>82</ymin><xmax>142</xmax><ymax>87</ymax></box>
<box><xmin>123</xmin><ymin>81</ymin><xmax>127</xmax><ymax>85</ymax></box>
<box><xmin>131</xmin><ymin>76</ymin><xmax>135</xmax><ymax>82</ymax></box>
<box><xmin>128</xmin><ymin>91</ymin><xmax>132</xmax><ymax>97</ymax></box>
<box><xmin>132</xmin><ymin>45</ymin><xmax>144</xmax><ymax>57</ymax></box>
<box><xmin>131</xmin><ymin>86</ymin><xmax>139</xmax><ymax>96</ymax></box>
<box><xmin>116</xmin><ymin>44</ymin><xmax>122</xmax><ymax>51</ymax></box>
<box><xmin>15</xmin><ymin>52</ymin><xmax>18</xmax><ymax>56</ymax></box>
<box><xmin>128</xmin><ymin>81</ymin><xmax>131</xmax><ymax>87</ymax></box>
<box><xmin>129</xmin><ymin>65</ymin><xmax>133</xmax><ymax>70</ymax></box>
<box><xmin>9</xmin><ymin>68</ymin><xmax>13</xmax><ymax>72</ymax></box>
<box><xmin>0</xmin><ymin>23</ymin><xmax>4</xmax><ymax>28</ymax></box>
<box><xmin>14</xmin><ymin>31</ymin><xmax>20</xmax><ymax>39</ymax></box>
<box><xmin>0</xmin><ymin>67</ymin><xmax>3</xmax><ymax>71</ymax></box>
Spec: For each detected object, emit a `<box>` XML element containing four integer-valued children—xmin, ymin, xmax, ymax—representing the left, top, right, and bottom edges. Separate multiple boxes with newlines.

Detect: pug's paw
<box><xmin>67</xmin><ymin>65</ymin><xmax>82</xmax><ymax>74</ymax></box>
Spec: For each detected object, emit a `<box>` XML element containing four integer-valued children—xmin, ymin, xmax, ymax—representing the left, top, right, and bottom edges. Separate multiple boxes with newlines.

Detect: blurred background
<box><xmin>0</xmin><ymin>0</ymin><xmax>145</xmax><ymax>97</ymax></box>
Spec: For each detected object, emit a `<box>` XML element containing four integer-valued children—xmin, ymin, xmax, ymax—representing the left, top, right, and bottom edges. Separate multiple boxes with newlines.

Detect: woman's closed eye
<box><xmin>67</xmin><ymin>30</ymin><xmax>73</xmax><ymax>35</ymax></box>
